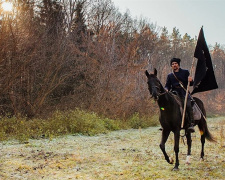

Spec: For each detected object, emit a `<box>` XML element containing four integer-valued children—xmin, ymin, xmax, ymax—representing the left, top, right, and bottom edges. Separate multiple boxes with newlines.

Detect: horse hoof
<box><xmin>172</xmin><ymin>167</ymin><xmax>179</xmax><ymax>171</ymax></box>
<box><xmin>186</xmin><ymin>155</ymin><xmax>191</xmax><ymax>165</ymax></box>
<box><xmin>169</xmin><ymin>157</ymin><xmax>174</xmax><ymax>164</ymax></box>
<box><xmin>200</xmin><ymin>158</ymin><xmax>204</xmax><ymax>161</ymax></box>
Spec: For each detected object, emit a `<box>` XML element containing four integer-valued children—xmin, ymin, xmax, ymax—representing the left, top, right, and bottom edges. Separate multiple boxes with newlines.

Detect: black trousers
<box><xmin>180</xmin><ymin>97</ymin><xmax>194</xmax><ymax>125</ymax></box>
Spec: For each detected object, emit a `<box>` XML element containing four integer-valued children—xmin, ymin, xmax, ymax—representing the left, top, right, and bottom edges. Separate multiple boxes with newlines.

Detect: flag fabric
<box><xmin>191</xmin><ymin>27</ymin><xmax>218</xmax><ymax>95</ymax></box>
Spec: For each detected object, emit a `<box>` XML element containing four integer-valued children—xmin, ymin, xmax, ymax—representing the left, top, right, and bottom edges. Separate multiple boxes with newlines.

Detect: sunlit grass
<box><xmin>0</xmin><ymin>117</ymin><xmax>224</xmax><ymax>179</ymax></box>
<box><xmin>0</xmin><ymin>113</ymin><xmax>224</xmax><ymax>179</ymax></box>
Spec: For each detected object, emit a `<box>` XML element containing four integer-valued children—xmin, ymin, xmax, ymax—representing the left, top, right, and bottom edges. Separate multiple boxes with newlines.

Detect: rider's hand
<box><xmin>188</xmin><ymin>76</ymin><xmax>193</xmax><ymax>82</ymax></box>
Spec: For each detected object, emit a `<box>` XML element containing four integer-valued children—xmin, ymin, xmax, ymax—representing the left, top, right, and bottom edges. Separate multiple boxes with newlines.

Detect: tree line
<box><xmin>0</xmin><ymin>0</ymin><xmax>224</xmax><ymax>119</ymax></box>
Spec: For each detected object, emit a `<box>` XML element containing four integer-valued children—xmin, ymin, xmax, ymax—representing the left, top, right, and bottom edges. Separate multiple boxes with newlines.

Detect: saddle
<box><xmin>192</xmin><ymin>103</ymin><xmax>201</xmax><ymax>120</ymax></box>
<box><xmin>170</xmin><ymin>92</ymin><xmax>201</xmax><ymax>121</ymax></box>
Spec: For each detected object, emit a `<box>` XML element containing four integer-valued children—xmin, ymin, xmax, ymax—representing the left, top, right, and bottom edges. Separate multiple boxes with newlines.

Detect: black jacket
<box><xmin>165</xmin><ymin>68</ymin><xmax>193</xmax><ymax>97</ymax></box>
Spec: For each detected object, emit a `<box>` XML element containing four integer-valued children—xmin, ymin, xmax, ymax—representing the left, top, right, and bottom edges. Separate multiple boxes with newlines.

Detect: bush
<box><xmin>128</xmin><ymin>112</ymin><xmax>159</xmax><ymax>129</ymax></box>
<box><xmin>0</xmin><ymin>109</ymin><xmax>159</xmax><ymax>142</ymax></box>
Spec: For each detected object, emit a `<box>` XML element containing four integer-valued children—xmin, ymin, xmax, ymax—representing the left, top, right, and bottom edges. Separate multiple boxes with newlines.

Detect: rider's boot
<box><xmin>187</xmin><ymin>106</ymin><xmax>195</xmax><ymax>133</ymax></box>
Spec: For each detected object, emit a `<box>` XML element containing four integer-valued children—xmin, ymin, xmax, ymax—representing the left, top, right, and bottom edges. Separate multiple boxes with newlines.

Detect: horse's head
<box><xmin>145</xmin><ymin>68</ymin><xmax>164</xmax><ymax>101</ymax></box>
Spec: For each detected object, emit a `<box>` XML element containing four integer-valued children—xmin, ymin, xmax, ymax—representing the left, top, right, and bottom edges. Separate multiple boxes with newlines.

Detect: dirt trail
<box><xmin>0</xmin><ymin>117</ymin><xmax>224</xmax><ymax>180</ymax></box>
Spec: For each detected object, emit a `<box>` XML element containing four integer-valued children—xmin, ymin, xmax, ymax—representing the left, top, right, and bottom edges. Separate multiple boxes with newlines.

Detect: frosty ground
<box><xmin>0</xmin><ymin>117</ymin><xmax>224</xmax><ymax>180</ymax></box>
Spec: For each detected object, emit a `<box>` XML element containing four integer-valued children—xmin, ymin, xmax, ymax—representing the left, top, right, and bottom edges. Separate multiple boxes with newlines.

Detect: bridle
<box><xmin>150</xmin><ymin>85</ymin><xmax>167</xmax><ymax>101</ymax></box>
<box><xmin>146</xmin><ymin>73</ymin><xmax>167</xmax><ymax>101</ymax></box>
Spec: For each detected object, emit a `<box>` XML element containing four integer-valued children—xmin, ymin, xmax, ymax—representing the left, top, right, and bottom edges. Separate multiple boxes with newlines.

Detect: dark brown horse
<box><xmin>145</xmin><ymin>69</ymin><xmax>215</xmax><ymax>170</ymax></box>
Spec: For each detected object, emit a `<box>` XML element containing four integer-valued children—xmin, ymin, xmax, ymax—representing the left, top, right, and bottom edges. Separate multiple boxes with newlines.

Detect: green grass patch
<box><xmin>0</xmin><ymin>109</ymin><xmax>159</xmax><ymax>142</ymax></box>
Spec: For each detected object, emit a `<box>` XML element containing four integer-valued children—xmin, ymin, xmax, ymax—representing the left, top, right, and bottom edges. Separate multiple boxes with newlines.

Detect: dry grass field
<box><xmin>0</xmin><ymin>117</ymin><xmax>224</xmax><ymax>180</ymax></box>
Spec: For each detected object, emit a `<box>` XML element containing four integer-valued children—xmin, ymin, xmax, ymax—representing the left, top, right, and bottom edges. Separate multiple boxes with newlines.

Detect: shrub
<box><xmin>0</xmin><ymin>109</ymin><xmax>159</xmax><ymax>142</ymax></box>
<box><xmin>128</xmin><ymin>112</ymin><xmax>159</xmax><ymax>129</ymax></box>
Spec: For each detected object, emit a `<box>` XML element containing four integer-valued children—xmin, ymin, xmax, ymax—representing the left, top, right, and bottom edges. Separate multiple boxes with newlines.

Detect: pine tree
<box><xmin>70</xmin><ymin>1</ymin><xmax>87</xmax><ymax>47</ymax></box>
<box><xmin>40</xmin><ymin>0</ymin><xmax>65</xmax><ymax>38</ymax></box>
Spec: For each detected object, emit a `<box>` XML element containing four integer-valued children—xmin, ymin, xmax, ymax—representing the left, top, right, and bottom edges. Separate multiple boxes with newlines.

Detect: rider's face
<box><xmin>171</xmin><ymin>62</ymin><xmax>180</xmax><ymax>71</ymax></box>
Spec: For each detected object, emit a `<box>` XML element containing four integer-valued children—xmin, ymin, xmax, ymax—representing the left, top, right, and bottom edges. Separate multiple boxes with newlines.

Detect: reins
<box><xmin>158</xmin><ymin>90</ymin><xmax>167</xmax><ymax>97</ymax></box>
<box><xmin>154</xmin><ymin>78</ymin><xmax>168</xmax><ymax>97</ymax></box>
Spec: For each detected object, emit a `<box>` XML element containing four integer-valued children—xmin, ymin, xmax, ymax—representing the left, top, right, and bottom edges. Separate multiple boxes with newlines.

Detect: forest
<box><xmin>0</xmin><ymin>0</ymin><xmax>224</xmax><ymax>120</ymax></box>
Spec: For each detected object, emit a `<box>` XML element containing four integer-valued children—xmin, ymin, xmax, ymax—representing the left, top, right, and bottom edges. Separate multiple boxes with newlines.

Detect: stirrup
<box><xmin>188</xmin><ymin>125</ymin><xmax>195</xmax><ymax>133</ymax></box>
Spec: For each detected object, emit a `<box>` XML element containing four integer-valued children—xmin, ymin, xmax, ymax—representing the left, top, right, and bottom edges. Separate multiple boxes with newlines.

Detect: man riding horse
<box><xmin>164</xmin><ymin>58</ymin><xmax>195</xmax><ymax>133</ymax></box>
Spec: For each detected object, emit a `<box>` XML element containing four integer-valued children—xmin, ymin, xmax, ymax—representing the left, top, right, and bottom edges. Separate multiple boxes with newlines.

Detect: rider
<box><xmin>164</xmin><ymin>58</ymin><xmax>195</xmax><ymax>133</ymax></box>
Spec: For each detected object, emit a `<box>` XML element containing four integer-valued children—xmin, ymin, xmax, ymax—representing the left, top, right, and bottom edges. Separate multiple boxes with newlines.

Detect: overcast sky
<box><xmin>112</xmin><ymin>0</ymin><xmax>225</xmax><ymax>46</ymax></box>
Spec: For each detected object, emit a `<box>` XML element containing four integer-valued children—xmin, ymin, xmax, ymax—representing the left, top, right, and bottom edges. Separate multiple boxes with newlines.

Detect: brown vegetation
<box><xmin>0</xmin><ymin>0</ymin><xmax>224</xmax><ymax>120</ymax></box>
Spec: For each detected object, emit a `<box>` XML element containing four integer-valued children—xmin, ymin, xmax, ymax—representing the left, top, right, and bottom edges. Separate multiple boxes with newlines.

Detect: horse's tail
<box><xmin>202</xmin><ymin>119</ymin><xmax>216</xmax><ymax>142</ymax></box>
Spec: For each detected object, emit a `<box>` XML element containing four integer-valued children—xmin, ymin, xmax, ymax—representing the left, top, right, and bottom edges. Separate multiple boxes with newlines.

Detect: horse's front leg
<box><xmin>173</xmin><ymin>130</ymin><xmax>180</xmax><ymax>170</ymax></box>
<box><xmin>186</xmin><ymin>131</ymin><xmax>192</xmax><ymax>164</ymax></box>
<box><xmin>159</xmin><ymin>130</ymin><xmax>173</xmax><ymax>164</ymax></box>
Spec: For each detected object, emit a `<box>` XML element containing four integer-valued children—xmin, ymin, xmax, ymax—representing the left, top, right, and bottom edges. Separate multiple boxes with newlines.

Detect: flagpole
<box><xmin>181</xmin><ymin>57</ymin><xmax>196</xmax><ymax>128</ymax></box>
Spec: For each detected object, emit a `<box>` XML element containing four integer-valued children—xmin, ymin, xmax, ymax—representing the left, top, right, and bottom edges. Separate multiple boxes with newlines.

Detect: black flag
<box><xmin>191</xmin><ymin>27</ymin><xmax>218</xmax><ymax>95</ymax></box>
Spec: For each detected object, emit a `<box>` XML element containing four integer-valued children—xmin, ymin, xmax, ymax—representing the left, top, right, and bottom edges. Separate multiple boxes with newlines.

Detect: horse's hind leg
<box><xmin>198</xmin><ymin>118</ymin><xmax>206</xmax><ymax>160</ymax></box>
<box><xmin>200</xmin><ymin>134</ymin><xmax>205</xmax><ymax>160</ymax></box>
<box><xmin>159</xmin><ymin>130</ymin><xmax>173</xmax><ymax>164</ymax></box>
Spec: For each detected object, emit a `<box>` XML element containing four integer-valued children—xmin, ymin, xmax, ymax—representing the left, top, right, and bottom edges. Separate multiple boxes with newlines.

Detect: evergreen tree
<box><xmin>70</xmin><ymin>1</ymin><xmax>87</xmax><ymax>47</ymax></box>
<box><xmin>171</xmin><ymin>27</ymin><xmax>182</xmax><ymax>57</ymax></box>
<box><xmin>212</xmin><ymin>43</ymin><xmax>225</xmax><ymax>88</ymax></box>
<box><xmin>40</xmin><ymin>0</ymin><xmax>65</xmax><ymax>38</ymax></box>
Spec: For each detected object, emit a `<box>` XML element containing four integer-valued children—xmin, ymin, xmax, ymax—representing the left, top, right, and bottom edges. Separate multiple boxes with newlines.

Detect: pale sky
<box><xmin>112</xmin><ymin>0</ymin><xmax>225</xmax><ymax>46</ymax></box>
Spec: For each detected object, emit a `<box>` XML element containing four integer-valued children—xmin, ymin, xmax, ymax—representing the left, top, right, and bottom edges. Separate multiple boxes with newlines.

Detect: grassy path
<box><xmin>0</xmin><ymin>117</ymin><xmax>224</xmax><ymax>180</ymax></box>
